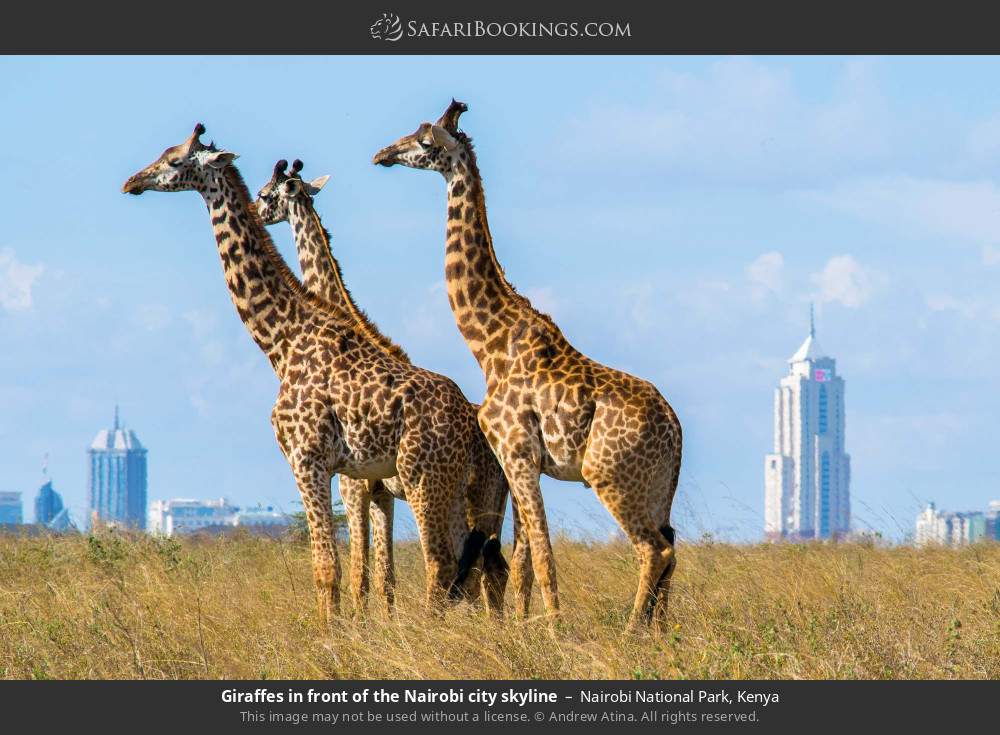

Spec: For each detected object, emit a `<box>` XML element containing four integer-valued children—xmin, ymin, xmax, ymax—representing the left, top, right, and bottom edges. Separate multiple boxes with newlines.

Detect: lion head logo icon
<box><xmin>370</xmin><ymin>13</ymin><xmax>403</xmax><ymax>42</ymax></box>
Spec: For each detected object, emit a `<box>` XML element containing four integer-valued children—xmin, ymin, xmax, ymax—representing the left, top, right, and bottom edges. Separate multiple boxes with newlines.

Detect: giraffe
<box><xmin>122</xmin><ymin>124</ymin><xmax>494</xmax><ymax>623</ymax></box>
<box><xmin>255</xmin><ymin>158</ymin><xmax>509</xmax><ymax>614</ymax></box>
<box><xmin>374</xmin><ymin>101</ymin><xmax>684</xmax><ymax>630</ymax></box>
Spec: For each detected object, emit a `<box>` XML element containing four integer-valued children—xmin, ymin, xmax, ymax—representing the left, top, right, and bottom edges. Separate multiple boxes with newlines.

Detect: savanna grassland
<box><xmin>0</xmin><ymin>531</ymin><xmax>997</xmax><ymax>680</ymax></box>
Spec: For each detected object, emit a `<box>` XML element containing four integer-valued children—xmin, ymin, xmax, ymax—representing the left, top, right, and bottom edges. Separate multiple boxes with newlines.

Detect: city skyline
<box><xmin>2</xmin><ymin>57</ymin><xmax>1000</xmax><ymax>540</ymax></box>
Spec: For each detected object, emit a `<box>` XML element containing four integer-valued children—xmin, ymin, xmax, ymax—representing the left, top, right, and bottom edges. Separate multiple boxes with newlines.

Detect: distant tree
<box><xmin>286</xmin><ymin>499</ymin><xmax>347</xmax><ymax>543</ymax></box>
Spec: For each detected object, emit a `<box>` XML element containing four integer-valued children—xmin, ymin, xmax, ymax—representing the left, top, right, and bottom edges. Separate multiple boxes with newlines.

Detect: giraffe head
<box><xmin>122</xmin><ymin>123</ymin><xmax>238</xmax><ymax>195</ymax></box>
<box><xmin>372</xmin><ymin>99</ymin><xmax>468</xmax><ymax>175</ymax></box>
<box><xmin>255</xmin><ymin>159</ymin><xmax>329</xmax><ymax>225</ymax></box>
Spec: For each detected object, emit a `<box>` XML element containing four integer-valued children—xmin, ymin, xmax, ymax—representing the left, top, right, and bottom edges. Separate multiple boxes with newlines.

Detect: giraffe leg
<box><xmin>449</xmin><ymin>460</ymin><xmax>489</xmax><ymax>604</ymax></box>
<box><xmin>648</xmin><ymin>464</ymin><xmax>681</xmax><ymax>627</ymax></box>
<box><xmin>340</xmin><ymin>475</ymin><xmax>371</xmax><ymax>619</ymax></box>
<box><xmin>369</xmin><ymin>482</ymin><xmax>396</xmax><ymax>615</ymax></box>
<box><xmin>648</xmin><ymin>525</ymin><xmax>677</xmax><ymax>628</ymax></box>
<box><xmin>508</xmin><ymin>490</ymin><xmax>534</xmax><ymax>618</ymax></box>
<box><xmin>586</xmin><ymin>477</ymin><xmax>673</xmax><ymax>632</ymax></box>
<box><xmin>417</xmin><ymin>518</ymin><xmax>460</xmax><ymax>610</ymax></box>
<box><xmin>290</xmin><ymin>454</ymin><xmax>341</xmax><ymax>626</ymax></box>
<box><xmin>479</xmin><ymin>469</ymin><xmax>511</xmax><ymax>617</ymax></box>
<box><xmin>499</xmin><ymin>443</ymin><xmax>560</xmax><ymax>621</ymax></box>
<box><xmin>403</xmin><ymin>475</ymin><xmax>462</xmax><ymax>610</ymax></box>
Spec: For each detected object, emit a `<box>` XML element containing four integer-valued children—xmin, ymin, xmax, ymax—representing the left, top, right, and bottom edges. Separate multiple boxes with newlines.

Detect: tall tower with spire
<box><xmin>87</xmin><ymin>406</ymin><xmax>148</xmax><ymax>530</ymax></box>
<box><xmin>34</xmin><ymin>453</ymin><xmax>65</xmax><ymax>526</ymax></box>
<box><xmin>764</xmin><ymin>307</ymin><xmax>850</xmax><ymax>540</ymax></box>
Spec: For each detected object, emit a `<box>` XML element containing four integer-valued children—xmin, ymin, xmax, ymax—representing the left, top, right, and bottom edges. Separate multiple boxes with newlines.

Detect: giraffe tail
<box><xmin>482</xmin><ymin>536</ymin><xmax>509</xmax><ymax>576</ymax></box>
<box><xmin>448</xmin><ymin>528</ymin><xmax>488</xmax><ymax>600</ymax></box>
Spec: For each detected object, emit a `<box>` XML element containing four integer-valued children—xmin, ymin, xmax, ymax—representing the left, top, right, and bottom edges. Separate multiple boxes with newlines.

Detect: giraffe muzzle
<box><xmin>122</xmin><ymin>174</ymin><xmax>149</xmax><ymax>195</ymax></box>
<box><xmin>372</xmin><ymin>147</ymin><xmax>397</xmax><ymax>167</ymax></box>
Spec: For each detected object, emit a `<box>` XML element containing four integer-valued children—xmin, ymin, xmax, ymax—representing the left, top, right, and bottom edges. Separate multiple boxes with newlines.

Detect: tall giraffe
<box><xmin>374</xmin><ymin>102</ymin><xmax>684</xmax><ymax>629</ymax></box>
<box><xmin>255</xmin><ymin>159</ymin><xmax>509</xmax><ymax>613</ymax></box>
<box><xmin>123</xmin><ymin>124</ymin><xmax>490</xmax><ymax>622</ymax></box>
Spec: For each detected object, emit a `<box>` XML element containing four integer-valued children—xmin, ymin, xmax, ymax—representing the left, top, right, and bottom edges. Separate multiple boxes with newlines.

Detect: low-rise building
<box><xmin>986</xmin><ymin>501</ymin><xmax>1000</xmax><ymax>541</ymax></box>
<box><xmin>0</xmin><ymin>492</ymin><xmax>23</xmax><ymax>526</ymax></box>
<box><xmin>148</xmin><ymin>498</ymin><xmax>289</xmax><ymax>537</ymax></box>
<box><xmin>148</xmin><ymin>497</ymin><xmax>237</xmax><ymax>536</ymax></box>
<box><xmin>915</xmin><ymin>502</ymin><xmax>990</xmax><ymax>547</ymax></box>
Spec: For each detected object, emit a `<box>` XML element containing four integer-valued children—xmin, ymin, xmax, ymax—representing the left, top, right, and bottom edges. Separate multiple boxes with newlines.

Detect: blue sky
<box><xmin>2</xmin><ymin>56</ymin><xmax>999</xmax><ymax>541</ymax></box>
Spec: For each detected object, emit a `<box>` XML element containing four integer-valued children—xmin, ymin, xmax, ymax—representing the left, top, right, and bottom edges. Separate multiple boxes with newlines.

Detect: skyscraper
<box><xmin>88</xmin><ymin>406</ymin><xmax>147</xmax><ymax>530</ymax></box>
<box><xmin>34</xmin><ymin>478</ymin><xmax>64</xmax><ymax>525</ymax></box>
<box><xmin>764</xmin><ymin>308</ymin><xmax>850</xmax><ymax>540</ymax></box>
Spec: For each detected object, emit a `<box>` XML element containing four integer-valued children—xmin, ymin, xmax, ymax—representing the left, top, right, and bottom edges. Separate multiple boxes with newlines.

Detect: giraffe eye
<box><xmin>418</xmin><ymin>139</ymin><xmax>432</xmax><ymax>148</ymax></box>
<box><xmin>167</xmin><ymin>159</ymin><xmax>182</xmax><ymax>168</ymax></box>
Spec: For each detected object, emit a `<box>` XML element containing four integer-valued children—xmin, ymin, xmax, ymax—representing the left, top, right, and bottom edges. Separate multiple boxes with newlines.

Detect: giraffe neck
<box><xmin>286</xmin><ymin>197</ymin><xmax>410</xmax><ymax>364</ymax></box>
<box><xmin>443</xmin><ymin>151</ymin><xmax>526</xmax><ymax>375</ymax></box>
<box><xmin>199</xmin><ymin>165</ymin><xmax>310</xmax><ymax>376</ymax></box>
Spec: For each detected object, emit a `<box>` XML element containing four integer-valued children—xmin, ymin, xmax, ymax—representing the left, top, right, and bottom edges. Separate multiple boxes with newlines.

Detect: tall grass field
<box><xmin>0</xmin><ymin>531</ymin><xmax>997</xmax><ymax>679</ymax></box>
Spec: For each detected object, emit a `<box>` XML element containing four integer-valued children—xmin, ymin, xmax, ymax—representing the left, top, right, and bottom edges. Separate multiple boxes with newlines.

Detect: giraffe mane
<box><xmin>307</xmin><ymin>209</ymin><xmax>412</xmax><ymax>364</ymax></box>
<box><xmin>454</xmin><ymin>131</ymin><xmax>559</xmax><ymax>330</ymax></box>
<box><xmin>220</xmin><ymin>165</ymin><xmax>355</xmax><ymax>329</ymax></box>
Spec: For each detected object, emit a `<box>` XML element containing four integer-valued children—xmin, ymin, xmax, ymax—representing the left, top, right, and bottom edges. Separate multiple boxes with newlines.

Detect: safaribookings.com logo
<box><xmin>370</xmin><ymin>13</ymin><xmax>631</xmax><ymax>42</ymax></box>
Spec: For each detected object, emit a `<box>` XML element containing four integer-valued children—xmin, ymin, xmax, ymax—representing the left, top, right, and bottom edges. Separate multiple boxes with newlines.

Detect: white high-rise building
<box><xmin>765</xmin><ymin>309</ymin><xmax>850</xmax><ymax>540</ymax></box>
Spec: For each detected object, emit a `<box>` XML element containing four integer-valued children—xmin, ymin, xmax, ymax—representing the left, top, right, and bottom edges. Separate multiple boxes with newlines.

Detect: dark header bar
<box><xmin>4</xmin><ymin>0</ymin><xmax>1000</xmax><ymax>54</ymax></box>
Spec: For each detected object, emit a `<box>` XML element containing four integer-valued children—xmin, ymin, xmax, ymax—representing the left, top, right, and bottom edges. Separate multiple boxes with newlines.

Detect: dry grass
<box><xmin>0</xmin><ymin>531</ymin><xmax>997</xmax><ymax>680</ymax></box>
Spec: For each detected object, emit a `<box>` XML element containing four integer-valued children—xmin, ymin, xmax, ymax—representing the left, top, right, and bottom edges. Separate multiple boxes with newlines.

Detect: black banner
<box><xmin>4</xmin><ymin>0</ymin><xmax>1000</xmax><ymax>53</ymax></box>
<box><xmin>0</xmin><ymin>680</ymin><xmax>996</xmax><ymax>732</ymax></box>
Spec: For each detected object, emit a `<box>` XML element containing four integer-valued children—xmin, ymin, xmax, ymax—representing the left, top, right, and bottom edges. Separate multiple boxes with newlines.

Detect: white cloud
<box><xmin>134</xmin><ymin>304</ymin><xmax>171</xmax><ymax>331</ymax></box>
<box><xmin>926</xmin><ymin>294</ymin><xmax>974</xmax><ymax>317</ymax></box>
<box><xmin>673</xmin><ymin>277</ymin><xmax>735</xmax><ymax>323</ymax></box>
<box><xmin>810</xmin><ymin>255</ymin><xmax>881</xmax><ymax>308</ymax></box>
<box><xmin>746</xmin><ymin>251</ymin><xmax>784</xmax><ymax>300</ymax></box>
<box><xmin>189</xmin><ymin>393</ymin><xmax>212</xmax><ymax>418</ymax></box>
<box><xmin>620</xmin><ymin>281</ymin><xmax>656</xmax><ymax>332</ymax></box>
<box><xmin>182</xmin><ymin>309</ymin><xmax>219</xmax><ymax>340</ymax></box>
<box><xmin>180</xmin><ymin>309</ymin><xmax>229</xmax><ymax>366</ymax></box>
<box><xmin>400</xmin><ymin>281</ymin><xmax>451</xmax><ymax>343</ymax></box>
<box><xmin>0</xmin><ymin>248</ymin><xmax>44</xmax><ymax>311</ymax></box>
<box><xmin>965</xmin><ymin>112</ymin><xmax>1000</xmax><ymax>162</ymax></box>
<box><xmin>559</xmin><ymin>57</ymin><xmax>892</xmax><ymax>183</ymax></box>
<box><xmin>804</xmin><ymin>176</ymin><xmax>1000</xmax><ymax>247</ymax></box>
<box><xmin>926</xmin><ymin>293</ymin><xmax>1000</xmax><ymax>323</ymax></box>
<box><xmin>982</xmin><ymin>246</ymin><xmax>1000</xmax><ymax>266</ymax></box>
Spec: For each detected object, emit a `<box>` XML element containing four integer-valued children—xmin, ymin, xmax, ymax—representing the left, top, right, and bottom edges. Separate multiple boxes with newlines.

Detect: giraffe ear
<box><xmin>303</xmin><ymin>175</ymin><xmax>330</xmax><ymax>196</ymax></box>
<box><xmin>430</xmin><ymin>125</ymin><xmax>458</xmax><ymax>151</ymax></box>
<box><xmin>205</xmin><ymin>150</ymin><xmax>238</xmax><ymax>169</ymax></box>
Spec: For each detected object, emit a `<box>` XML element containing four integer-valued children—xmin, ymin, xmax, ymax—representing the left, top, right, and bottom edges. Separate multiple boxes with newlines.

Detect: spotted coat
<box><xmin>255</xmin><ymin>159</ymin><xmax>509</xmax><ymax>614</ymax></box>
<box><xmin>374</xmin><ymin>102</ymin><xmax>684</xmax><ymax>629</ymax></box>
<box><xmin>124</xmin><ymin>125</ymin><xmax>486</xmax><ymax>623</ymax></box>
